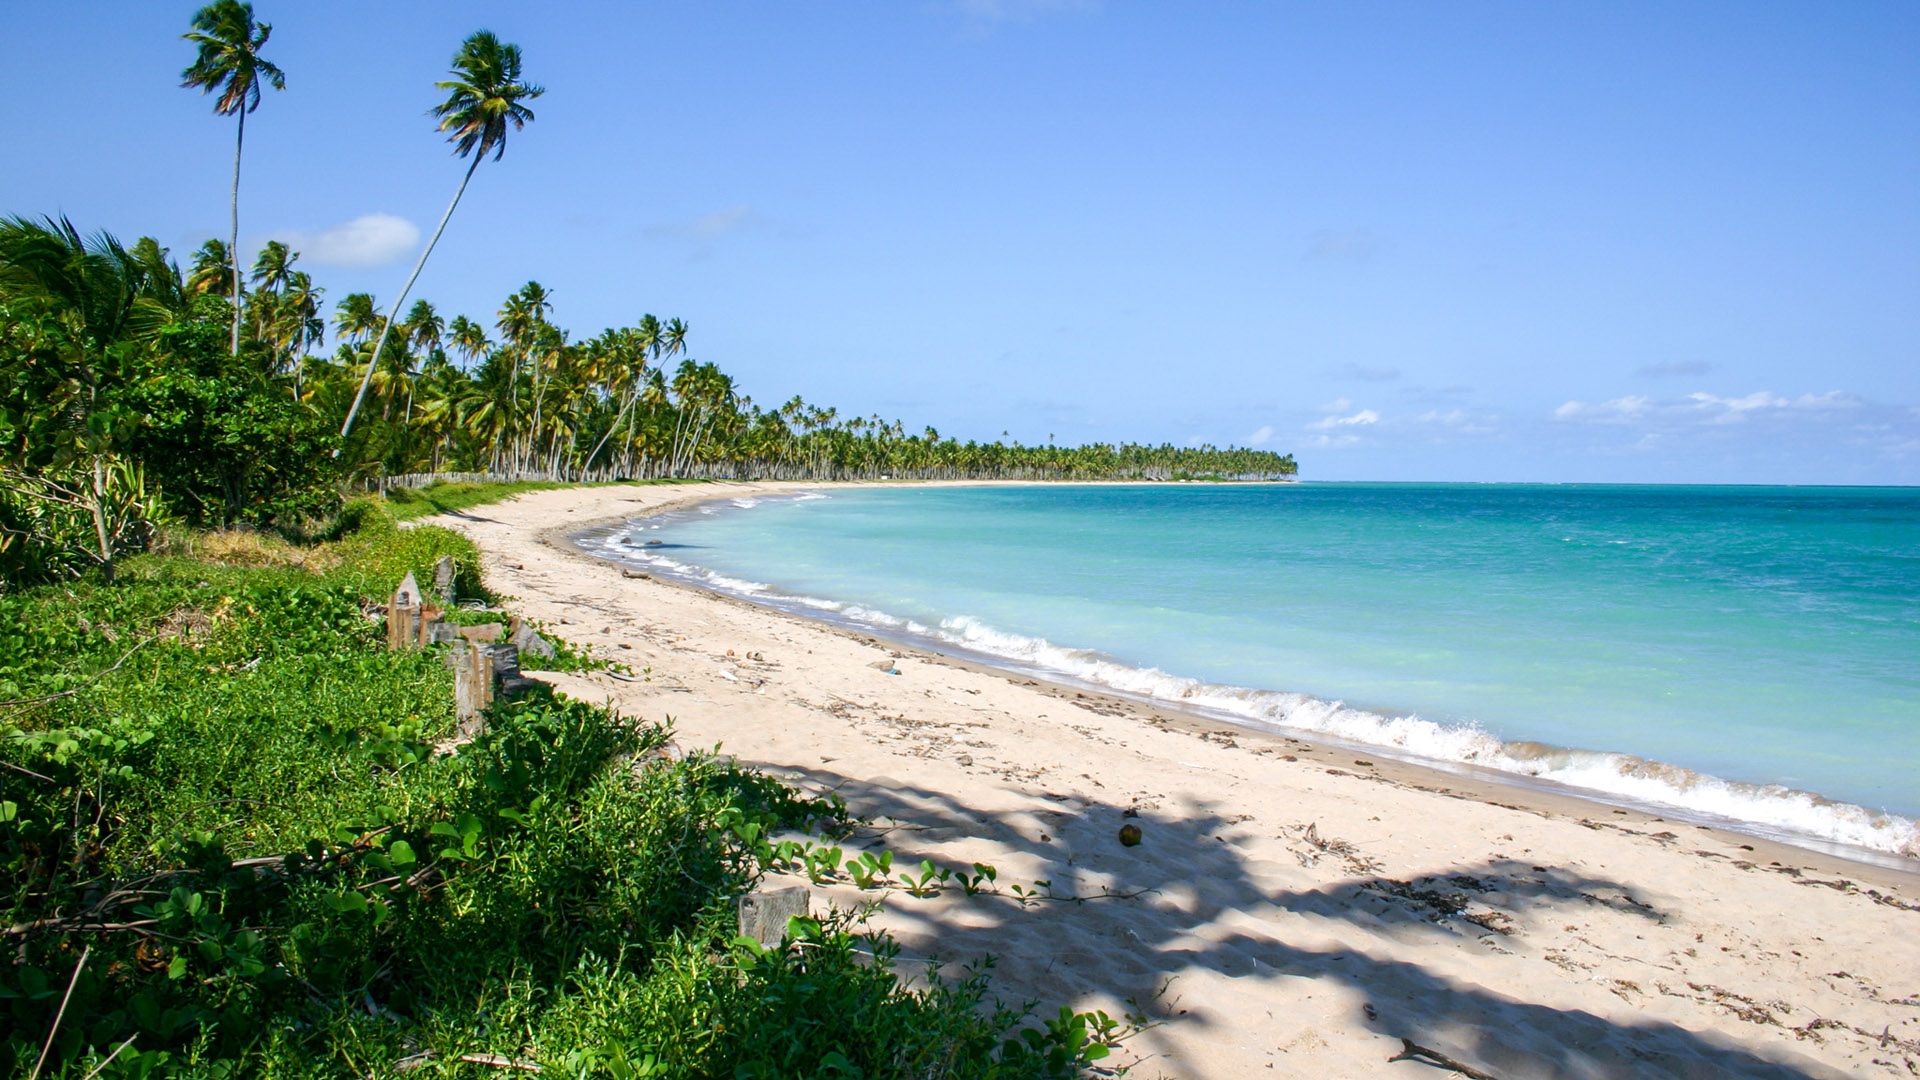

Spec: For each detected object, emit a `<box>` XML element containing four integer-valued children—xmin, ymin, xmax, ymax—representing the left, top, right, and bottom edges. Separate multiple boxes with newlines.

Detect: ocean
<box><xmin>576</xmin><ymin>483</ymin><xmax>1920</xmax><ymax>861</ymax></box>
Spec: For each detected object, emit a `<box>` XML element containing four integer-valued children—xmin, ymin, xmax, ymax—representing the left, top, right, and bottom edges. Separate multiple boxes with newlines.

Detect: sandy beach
<box><xmin>430</xmin><ymin>482</ymin><xmax>1920</xmax><ymax>1079</ymax></box>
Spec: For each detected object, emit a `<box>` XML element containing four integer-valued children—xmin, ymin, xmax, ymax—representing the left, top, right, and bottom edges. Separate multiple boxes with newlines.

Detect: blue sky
<box><xmin>8</xmin><ymin>1</ymin><xmax>1918</xmax><ymax>483</ymax></box>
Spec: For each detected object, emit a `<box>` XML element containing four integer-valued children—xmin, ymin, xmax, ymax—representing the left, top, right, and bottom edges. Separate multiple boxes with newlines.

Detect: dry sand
<box><xmin>429</xmin><ymin>481</ymin><xmax>1920</xmax><ymax>1079</ymax></box>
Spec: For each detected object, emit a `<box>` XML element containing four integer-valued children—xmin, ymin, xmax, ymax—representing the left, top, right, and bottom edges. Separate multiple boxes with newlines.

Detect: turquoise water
<box><xmin>582</xmin><ymin>483</ymin><xmax>1920</xmax><ymax>858</ymax></box>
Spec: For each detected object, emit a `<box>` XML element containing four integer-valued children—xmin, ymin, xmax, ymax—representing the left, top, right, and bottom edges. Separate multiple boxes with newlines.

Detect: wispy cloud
<box><xmin>1554</xmin><ymin>390</ymin><xmax>1861</xmax><ymax>426</ymax></box>
<box><xmin>1308</xmin><ymin>401</ymin><xmax>1381</xmax><ymax>431</ymax></box>
<box><xmin>264</xmin><ymin>213</ymin><xmax>418</xmax><ymax>268</ymax></box>
<box><xmin>1246</xmin><ymin>424</ymin><xmax>1278</xmax><ymax>446</ymax></box>
<box><xmin>1635</xmin><ymin>360</ymin><xmax>1716</xmax><ymax>378</ymax></box>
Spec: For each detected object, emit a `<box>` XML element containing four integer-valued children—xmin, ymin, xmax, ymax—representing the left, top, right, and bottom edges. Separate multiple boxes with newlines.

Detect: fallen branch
<box><xmin>28</xmin><ymin>945</ymin><xmax>89</xmax><ymax>1080</ymax></box>
<box><xmin>1388</xmin><ymin>1037</ymin><xmax>1504</xmax><ymax>1079</ymax></box>
<box><xmin>79</xmin><ymin>1035</ymin><xmax>136</xmax><ymax>1080</ymax></box>
<box><xmin>396</xmin><ymin>1050</ymin><xmax>541</xmax><ymax>1073</ymax></box>
<box><xmin>0</xmin><ymin>637</ymin><xmax>151</xmax><ymax>710</ymax></box>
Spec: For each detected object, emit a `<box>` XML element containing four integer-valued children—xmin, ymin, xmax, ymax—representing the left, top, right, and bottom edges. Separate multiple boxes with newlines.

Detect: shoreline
<box><xmin>563</xmin><ymin>486</ymin><xmax>1920</xmax><ymax>875</ymax></box>
<box><xmin>434</xmin><ymin>480</ymin><xmax>1920</xmax><ymax>1079</ymax></box>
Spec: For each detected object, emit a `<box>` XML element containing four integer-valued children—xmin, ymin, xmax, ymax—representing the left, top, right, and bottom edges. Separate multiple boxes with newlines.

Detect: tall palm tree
<box><xmin>181</xmin><ymin>1</ymin><xmax>284</xmax><ymax>360</ymax></box>
<box><xmin>186</xmin><ymin>239</ymin><xmax>235</xmax><ymax>298</ymax></box>
<box><xmin>447</xmin><ymin>314</ymin><xmax>490</xmax><ymax>367</ymax></box>
<box><xmin>333</xmin><ymin>292</ymin><xmax>382</xmax><ymax>344</ymax></box>
<box><xmin>250</xmin><ymin>239</ymin><xmax>296</xmax><ymax>293</ymax></box>
<box><xmin>338</xmin><ymin>30</ymin><xmax>542</xmax><ymax>449</ymax></box>
<box><xmin>404</xmin><ymin>299</ymin><xmax>444</xmax><ymax>355</ymax></box>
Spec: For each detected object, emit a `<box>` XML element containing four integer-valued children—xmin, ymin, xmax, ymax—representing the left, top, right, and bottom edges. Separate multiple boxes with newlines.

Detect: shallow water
<box><xmin>582</xmin><ymin>482</ymin><xmax>1920</xmax><ymax>857</ymax></box>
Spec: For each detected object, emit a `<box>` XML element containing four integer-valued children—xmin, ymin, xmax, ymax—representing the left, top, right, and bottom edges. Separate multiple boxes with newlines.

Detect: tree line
<box><xmin>1</xmin><ymin>2</ymin><xmax>1294</xmax><ymax>586</ymax></box>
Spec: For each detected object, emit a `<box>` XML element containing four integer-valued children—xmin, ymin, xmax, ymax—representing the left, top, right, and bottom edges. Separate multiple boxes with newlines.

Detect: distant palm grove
<box><xmin>0</xmin><ymin>2</ymin><xmax>1293</xmax><ymax>582</ymax></box>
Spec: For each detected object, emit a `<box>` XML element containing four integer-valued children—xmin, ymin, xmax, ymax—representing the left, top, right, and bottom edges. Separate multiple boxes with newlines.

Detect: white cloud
<box><xmin>1308</xmin><ymin>432</ymin><xmax>1364</xmax><ymax>449</ymax></box>
<box><xmin>264</xmin><ymin>214</ymin><xmax>419</xmax><ymax>268</ymax></box>
<box><xmin>1554</xmin><ymin>395</ymin><xmax>1649</xmax><ymax>422</ymax></box>
<box><xmin>1308</xmin><ymin>407</ymin><xmax>1380</xmax><ymax>431</ymax></box>
<box><xmin>1555</xmin><ymin>390</ymin><xmax>1861</xmax><ymax>427</ymax></box>
<box><xmin>1246</xmin><ymin>424</ymin><xmax>1278</xmax><ymax>445</ymax></box>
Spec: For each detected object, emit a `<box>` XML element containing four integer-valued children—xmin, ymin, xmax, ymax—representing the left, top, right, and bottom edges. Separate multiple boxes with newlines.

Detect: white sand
<box><xmin>431</xmin><ymin>482</ymin><xmax>1920</xmax><ymax>1079</ymax></box>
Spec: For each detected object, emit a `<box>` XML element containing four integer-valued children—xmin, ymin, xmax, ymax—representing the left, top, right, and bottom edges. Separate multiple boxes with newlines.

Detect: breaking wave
<box><xmin>586</xmin><ymin>524</ymin><xmax>1920</xmax><ymax>861</ymax></box>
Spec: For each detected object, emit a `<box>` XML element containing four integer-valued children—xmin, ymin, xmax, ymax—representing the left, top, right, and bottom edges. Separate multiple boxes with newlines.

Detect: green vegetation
<box><xmin>374</xmin><ymin>480</ymin><xmax>573</xmax><ymax>522</ymax></box>
<box><xmin>4</xmin><ymin>10</ymin><xmax>1196</xmax><ymax>1072</ymax></box>
<box><xmin>1</xmin><ymin>511</ymin><xmax>1129</xmax><ymax>1078</ymax></box>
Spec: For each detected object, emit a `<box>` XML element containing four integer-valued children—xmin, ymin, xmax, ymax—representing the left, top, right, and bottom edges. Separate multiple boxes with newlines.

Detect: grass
<box><xmin>0</xmin><ymin>502</ymin><xmax>1124</xmax><ymax>1078</ymax></box>
<box><xmin>377</xmin><ymin>480</ymin><xmax>577</xmax><ymax>521</ymax></box>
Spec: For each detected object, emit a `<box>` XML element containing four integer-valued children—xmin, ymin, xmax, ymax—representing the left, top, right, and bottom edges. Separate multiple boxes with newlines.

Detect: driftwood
<box><xmin>1388</xmin><ymin>1037</ymin><xmax>1506</xmax><ymax>1079</ymax></box>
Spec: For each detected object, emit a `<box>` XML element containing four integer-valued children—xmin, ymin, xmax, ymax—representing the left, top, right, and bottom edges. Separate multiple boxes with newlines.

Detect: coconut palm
<box><xmin>181</xmin><ymin>1</ymin><xmax>284</xmax><ymax>359</ymax></box>
<box><xmin>186</xmin><ymin>239</ymin><xmax>235</xmax><ymax>298</ymax></box>
<box><xmin>338</xmin><ymin>30</ymin><xmax>542</xmax><ymax>449</ymax></box>
<box><xmin>447</xmin><ymin>315</ymin><xmax>490</xmax><ymax>366</ymax></box>
<box><xmin>250</xmin><ymin>239</ymin><xmax>296</xmax><ymax>293</ymax></box>
<box><xmin>333</xmin><ymin>293</ymin><xmax>382</xmax><ymax>344</ymax></box>
<box><xmin>404</xmin><ymin>300</ymin><xmax>444</xmax><ymax>355</ymax></box>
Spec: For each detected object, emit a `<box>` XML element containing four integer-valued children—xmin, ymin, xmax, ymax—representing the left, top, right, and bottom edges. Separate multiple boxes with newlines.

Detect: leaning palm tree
<box><xmin>338</xmin><ymin>30</ymin><xmax>542</xmax><ymax>449</ymax></box>
<box><xmin>181</xmin><ymin>1</ymin><xmax>284</xmax><ymax>359</ymax></box>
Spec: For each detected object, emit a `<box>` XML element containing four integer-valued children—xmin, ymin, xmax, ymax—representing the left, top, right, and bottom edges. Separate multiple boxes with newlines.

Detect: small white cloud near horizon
<box><xmin>1556</xmin><ymin>390</ymin><xmax>1859</xmax><ymax>426</ymax></box>
<box><xmin>1308</xmin><ymin>406</ymin><xmax>1381</xmax><ymax>431</ymax></box>
<box><xmin>1246</xmin><ymin>424</ymin><xmax>1277</xmax><ymax>445</ymax></box>
<box><xmin>264</xmin><ymin>214</ymin><xmax>419</xmax><ymax>268</ymax></box>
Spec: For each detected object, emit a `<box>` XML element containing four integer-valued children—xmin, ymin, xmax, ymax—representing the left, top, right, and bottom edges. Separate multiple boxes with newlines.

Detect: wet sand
<box><xmin>431</xmin><ymin>481</ymin><xmax>1920</xmax><ymax>1079</ymax></box>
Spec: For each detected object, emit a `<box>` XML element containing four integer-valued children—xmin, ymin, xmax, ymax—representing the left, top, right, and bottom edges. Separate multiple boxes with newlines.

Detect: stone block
<box><xmin>736</xmin><ymin>886</ymin><xmax>811</xmax><ymax>946</ymax></box>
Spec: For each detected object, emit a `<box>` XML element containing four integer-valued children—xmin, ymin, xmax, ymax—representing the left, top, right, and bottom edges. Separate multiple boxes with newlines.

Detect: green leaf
<box><xmin>388</xmin><ymin>840</ymin><xmax>416</xmax><ymax>868</ymax></box>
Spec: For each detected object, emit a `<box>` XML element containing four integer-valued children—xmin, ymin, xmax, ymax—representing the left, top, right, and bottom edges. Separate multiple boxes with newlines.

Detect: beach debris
<box><xmin>620</xmin><ymin>567</ymin><xmax>649</xmax><ymax>579</ymax></box>
<box><xmin>1118</xmin><ymin>823</ymin><xmax>1143</xmax><ymax>847</ymax></box>
<box><xmin>512</xmin><ymin>621</ymin><xmax>556</xmax><ymax>660</ymax></box>
<box><xmin>869</xmin><ymin>660</ymin><xmax>901</xmax><ymax>675</ymax></box>
<box><xmin>433</xmin><ymin>554</ymin><xmax>457</xmax><ymax>605</ymax></box>
<box><xmin>387</xmin><ymin>571</ymin><xmax>427</xmax><ymax>648</ymax></box>
<box><xmin>1387</xmin><ymin>1038</ymin><xmax>1505</xmax><ymax>1080</ymax></box>
<box><xmin>736</xmin><ymin>885</ymin><xmax>810</xmax><ymax>947</ymax></box>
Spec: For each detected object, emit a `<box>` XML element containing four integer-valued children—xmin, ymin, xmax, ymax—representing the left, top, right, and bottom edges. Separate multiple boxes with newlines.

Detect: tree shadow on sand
<box><xmin>741</xmin><ymin>761</ymin><xmax>1848</xmax><ymax>1080</ymax></box>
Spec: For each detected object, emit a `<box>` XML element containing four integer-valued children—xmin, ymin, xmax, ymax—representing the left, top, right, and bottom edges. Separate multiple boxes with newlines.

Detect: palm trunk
<box><xmin>582</xmin><ymin>384</ymin><xmax>641</xmax><ymax>471</ymax></box>
<box><xmin>89</xmin><ymin>455</ymin><xmax>114</xmax><ymax>585</ymax></box>
<box><xmin>229</xmin><ymin>107</ymin><xmax>246</xmax><ymax>359</ymax></box>
<box><xmin>338</xmin><ymin>153</ymin><xmax>482</xmax><ymax>450</ymax></box>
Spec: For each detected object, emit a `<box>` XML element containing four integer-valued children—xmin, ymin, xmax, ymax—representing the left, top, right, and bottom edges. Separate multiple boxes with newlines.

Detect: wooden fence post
<box><xmin>388</xmin><ymin>571</ymin><xmax>423</xmax><ymax>650</ymax></box>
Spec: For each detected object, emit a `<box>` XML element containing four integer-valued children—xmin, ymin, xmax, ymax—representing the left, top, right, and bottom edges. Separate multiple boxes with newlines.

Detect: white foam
<box><xmin>925</xmin><ymin>616</ymin><xmax>1920</xmax><ymax>859</ymax></box>
<box><xmin>591</xmin><ymin>526</ymin><xmax>1920</xmax><ymax>861</ymax></box>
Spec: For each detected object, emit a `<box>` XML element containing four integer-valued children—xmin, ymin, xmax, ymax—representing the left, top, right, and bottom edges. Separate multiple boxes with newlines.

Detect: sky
<box><xmin>7</xmin><ymin>1</ymin><xmax>1918</xmax><ymax>483</ymax></box>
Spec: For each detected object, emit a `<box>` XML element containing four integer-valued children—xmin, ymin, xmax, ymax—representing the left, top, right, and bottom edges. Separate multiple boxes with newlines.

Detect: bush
<box><xmin>0</xmin><ymin>517</ymin><xmax>1117</xmax><ymax>1078</ymax></box>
